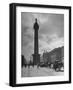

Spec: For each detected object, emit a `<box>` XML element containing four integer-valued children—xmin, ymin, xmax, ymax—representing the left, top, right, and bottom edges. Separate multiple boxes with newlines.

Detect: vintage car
<box><xmin>39</xmin><ymin>63</ymin><xmax>49</xmax><ymax>67</ymax></box>
<box><xmin>53</xmin><ymin>60</ymin><xmax>64</xmax><ymax>72</ymax></box>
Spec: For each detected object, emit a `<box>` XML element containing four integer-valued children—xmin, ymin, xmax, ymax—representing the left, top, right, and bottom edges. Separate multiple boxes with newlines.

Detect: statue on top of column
<box><xmin>33</xmin><ymin>18</ymin><xmax>39</xmax><ymax>30</ymax></box>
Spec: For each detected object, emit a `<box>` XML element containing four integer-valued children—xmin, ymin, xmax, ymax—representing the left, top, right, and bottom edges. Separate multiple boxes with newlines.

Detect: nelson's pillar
<box><xmin>32</xmin><ymin>18</ymin><xmax>40</xmax><ymax>65</ymax></box>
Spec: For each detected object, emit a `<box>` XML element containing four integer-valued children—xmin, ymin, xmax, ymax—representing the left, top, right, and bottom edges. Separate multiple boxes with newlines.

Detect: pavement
<box><xmin>21</xmin><ymin>66</ymin><xmax>64</xmax><ymax>77</ymax></box>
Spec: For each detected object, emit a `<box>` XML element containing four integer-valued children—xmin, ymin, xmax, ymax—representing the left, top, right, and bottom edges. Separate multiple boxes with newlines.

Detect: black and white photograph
<box><xmin>21</xmin><ymin>12</ymin><xmax>64</xmax><ymax>77</ymax></box>
<box><xmin>10</xmin><ymin>3</ymin><xmax>71</xmax><ymax>87</ymax></box>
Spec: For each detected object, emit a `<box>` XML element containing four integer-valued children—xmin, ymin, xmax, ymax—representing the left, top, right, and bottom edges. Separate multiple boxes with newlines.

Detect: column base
<box><xmin>32</xmin><ymin>54</ymin><xmax>40</xmax><ymax>65</ymax></box>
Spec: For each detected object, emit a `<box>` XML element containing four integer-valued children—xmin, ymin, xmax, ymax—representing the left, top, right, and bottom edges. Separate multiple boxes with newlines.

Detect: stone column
<box><xmin>32</xmin><ymin>18</ymin><xmax>40</xmax><ymax>65</ymax></box>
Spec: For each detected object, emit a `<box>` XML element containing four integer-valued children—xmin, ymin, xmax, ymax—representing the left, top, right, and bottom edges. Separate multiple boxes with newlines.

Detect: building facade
<box><xmin>42</xmin><ymin>46</ymin><xmax>64</xmax><ymax>64</ymax></box>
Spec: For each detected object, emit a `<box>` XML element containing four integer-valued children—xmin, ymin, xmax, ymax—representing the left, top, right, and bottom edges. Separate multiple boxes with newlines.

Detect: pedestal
<box><xmin>32</xmin><ymin>54</ymin><xmax>40</xmax><ymax>65</ymax></box>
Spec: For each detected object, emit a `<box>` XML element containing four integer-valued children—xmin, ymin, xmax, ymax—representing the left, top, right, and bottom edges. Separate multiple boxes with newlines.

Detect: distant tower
<box><xmin>32</xmin><ymin>18</ymin><xmax>40</xmax><ymax>65</ymax></box>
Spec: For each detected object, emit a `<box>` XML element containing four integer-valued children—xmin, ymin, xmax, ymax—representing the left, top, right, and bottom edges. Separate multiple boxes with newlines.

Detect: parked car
<box><xmin>39</xmin><ymin>63</ymin><xmax>48</xmax><ymax>67</ymax></box>
<box><xmin>53</xmin><ymin>60</ymin><xmax>64</xmax><ymax>72</ymax></box>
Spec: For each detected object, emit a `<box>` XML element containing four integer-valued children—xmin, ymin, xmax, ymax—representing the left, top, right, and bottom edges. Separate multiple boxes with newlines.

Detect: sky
<box><xmin>21</xmin><ymin>12</ymin><xmax>64</xmax><ymax>61</ymax></box>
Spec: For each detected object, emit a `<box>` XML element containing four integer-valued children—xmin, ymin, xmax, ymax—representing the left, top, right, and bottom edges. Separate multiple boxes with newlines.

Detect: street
<box><xmin>21</xmin><ymin>66</ymin><xmax>64</xmax><ymax>77</ymax></box>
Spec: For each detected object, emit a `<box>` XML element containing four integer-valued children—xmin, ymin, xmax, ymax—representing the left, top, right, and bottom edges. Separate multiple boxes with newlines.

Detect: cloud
<box><xmin>39</xmin><ymin>14</ymin><xmax>64</xmax><ymax>38</ymax></box>
<box><xmin>39</xmin><ymin>34</ymin><xmax>64</xmax><ymax>54</ymax></box>
<box><xmin>21</xmin><ymin>12</ymin><xmax>64</xmax><ymax>61</ymax></box>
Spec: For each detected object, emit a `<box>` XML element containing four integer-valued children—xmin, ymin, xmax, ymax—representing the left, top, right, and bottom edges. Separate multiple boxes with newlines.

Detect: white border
<box><xmin>16</xmin><ymin>6</ymin><xmax>69</xmax><ymax>84</ymax></box>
